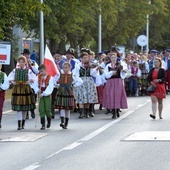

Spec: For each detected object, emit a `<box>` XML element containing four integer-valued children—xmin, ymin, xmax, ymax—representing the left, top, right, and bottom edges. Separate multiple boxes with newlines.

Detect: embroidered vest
<box><xmin>15</xmin><ymin>68</ymin><xmax>28</xmax><ymax>82</ymax></box>
<box><xmin>38</xmin><ymin>74</ymin><xmax>51</xmax><ymax>92</ymax></box>
<box><xmin>0</xmin><ymin>71</ymin><xmax>4</xmax><ymax>84</ymax></box>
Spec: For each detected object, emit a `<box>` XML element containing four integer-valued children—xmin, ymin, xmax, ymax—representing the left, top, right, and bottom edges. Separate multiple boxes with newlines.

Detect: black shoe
<box><xmin>79</xmin><ymin>108</ymin><xmax>84</xmax><ymax>118</ymax></box>
<box><xmin>17</xmin><ymin>120</ymin><xmax>21</xmax><ymax>130</ymax></box>
<box><xmin>89</xmin><ymin>104</ymin><xmax>95</xmax><ymax>117</ymax></box>
<box><xmin>111</xmin><ymin>109</ymin><xmax>116</xmax><ymax>119</ymax></box>
<box><xmin>150</xmin><ymin>114</ymin><xmax>156</xmax><ymax>119</ymax></box>
<box><xmin>84</xmin><ymin>108</ymin><xmax>89</xmax><ymax>118</ymax></box>
<box><xmin>116</xmin><ymin>109</ymin><xmax>120</xmax><ymax>118</ymax></box>
<box><xmin>60</xmin><ymin>117</ymin><xmax>65</xmax><ymax>128</ymax></box>
<box><xmin>21</xmin><ymin>120</ymin><xmax>25</xmax><ymax>129</ymax></box>
<box><xmin>40</xmin><ymin>117</ymin><xmax>45</xmax><ymax>130</ymax></box>
<box><xmin>99</xmin><ymin>104</ymin><xmax>102</xmax><ymax>110</ymax></box>
<box><xmin>26</xmin><ymin>112</ymin><xmax>29</xmax><ymax>119</ymax></box>
<box><xmin>31</xmin><ymin>110</ymin><xmax>35</xmax><ymax>119</ymax></box>
<box><xmin>63</xmin><ymin>118</ymin><xmax>69</xmax><ymax>129</ymax></box>
<box><xmin>47</xmin><ymin>117</ymin><xmax>51</xmax><ymax>128</ymax></box>
<box><xmin>40</xmin><ymin>126</ymin><xmax>45</xmax><ymax>130</ymax></box>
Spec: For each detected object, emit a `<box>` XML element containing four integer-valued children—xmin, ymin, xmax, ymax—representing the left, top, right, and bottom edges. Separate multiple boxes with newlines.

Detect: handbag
<box><xmin>146</xmin><ymin>85</ymin><xmax>156</xmax><ymax>93</ymax></box>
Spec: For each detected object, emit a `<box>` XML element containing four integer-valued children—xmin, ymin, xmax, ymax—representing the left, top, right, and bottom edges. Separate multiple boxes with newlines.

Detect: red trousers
<box><xmin>0</xmin><ymin>91</ymin><xmax>5</xmax><ymax>118</ymax></box>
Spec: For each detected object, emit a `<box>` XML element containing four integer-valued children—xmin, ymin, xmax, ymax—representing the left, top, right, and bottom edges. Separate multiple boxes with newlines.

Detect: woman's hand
<box><xmin>153</xmin><ymin>79</ymin><xmax>160</xmax><ymax>83</ymax></box>
<box><xmin>11</xmin><ymin>80</ymin><xmax>16</xmax><ymax>85</ymax></box>
<box><xmin>150</xmin><ymin>81</ymin><xmax>157</xmax><ymax>87</ymax></box>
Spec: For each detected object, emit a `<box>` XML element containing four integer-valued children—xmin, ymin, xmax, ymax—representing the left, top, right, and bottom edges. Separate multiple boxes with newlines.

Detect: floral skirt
<box><xmin>74</xmin><ymin>77</ymin><xmax>98</xmax><ymax>104</ymax></box>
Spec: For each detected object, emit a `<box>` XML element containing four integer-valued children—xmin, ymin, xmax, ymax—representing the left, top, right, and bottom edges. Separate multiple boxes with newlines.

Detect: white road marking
<box><xmin>21</xmin><ymin>163</ymin><xmax>40</xmax><ymax>170</ymax></box>
<box><xmin>21</xmin><ymin>100</ymin><xmax>150</xmax><ymax>170</ymax></box>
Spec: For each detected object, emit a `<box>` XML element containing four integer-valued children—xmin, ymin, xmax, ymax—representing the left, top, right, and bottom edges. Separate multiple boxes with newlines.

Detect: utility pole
<box><xmin>40</xmin><ymin>0</ymin><xmax>44</xmax><ymax>64</ymax></box>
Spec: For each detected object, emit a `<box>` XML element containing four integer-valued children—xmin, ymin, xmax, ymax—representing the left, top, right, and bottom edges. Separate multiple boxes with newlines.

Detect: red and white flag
<box><xmin>43</xmin><ymin>45</ymin><xmax>59</xmax><ymax>76</ymax></box>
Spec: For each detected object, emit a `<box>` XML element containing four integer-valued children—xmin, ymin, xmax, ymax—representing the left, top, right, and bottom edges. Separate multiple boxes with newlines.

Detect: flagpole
<box><xmin>40</xmin><ymin>0</ymin><xmax>44</xmax><ymax>64</ymax></box>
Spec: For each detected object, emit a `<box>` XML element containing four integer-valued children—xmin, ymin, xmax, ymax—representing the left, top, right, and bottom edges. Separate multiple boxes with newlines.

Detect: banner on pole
<box><xmin>0</xmin><ymin>43</ymin><xmax>11</xmax><ymax>65</ymax></box>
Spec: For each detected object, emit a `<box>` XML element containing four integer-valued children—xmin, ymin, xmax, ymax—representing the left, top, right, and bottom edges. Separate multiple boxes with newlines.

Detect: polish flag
<box><xmin>43</xmin><ymin>45</ymin><xmax>59</xmax><ymax>76</ymax></box>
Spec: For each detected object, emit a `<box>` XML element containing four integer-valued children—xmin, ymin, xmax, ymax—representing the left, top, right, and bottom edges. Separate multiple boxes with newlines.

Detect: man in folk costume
<box><xmin>51</xmin><ymin>50</ymin><xmax>62</xmax><ymax>119</ymax></box>
<box><xmin>38</xmin><ymin>64</ymin><xmax>54</xmax><ymax>130</ymax></box>
<box><xmin>0</xmin><ymin>64</ymin><xmax>9</xmax><ymax>128</ymax></box>
<box><xmin>163</xmin><ymin>49</ymin><xmax>170</xmax><ymax>92</ymax></box>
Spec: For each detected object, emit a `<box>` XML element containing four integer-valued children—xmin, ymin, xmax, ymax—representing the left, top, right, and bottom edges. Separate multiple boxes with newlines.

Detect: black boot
<box><xmin>111</xmin><ymin>109</ymin><xmax>116</xmax><ymax>119</ymax></box>
<box><xmin>60</xmin><ymin>117</ymin><xmax>65</xmax><ymax>128</ymax></box>
<box><xmin>99</xmin><ymin>104</ymin><xmax>102</xmax><ymax>110</ymax></box>
<box><xmin>84</xmin><ymin>108</ymin><xmax>89</xmax><ymax>118</ymax></box>
<box><xmin>17</xmin><ymin>120</ymin><xmax>21</xmax><ymax>130</ymax></box>
<box><xmin>51</xmin><ymin>105</ymin><xmax>55</xmax><ymax>119</ymax></box>
<box><xmin>63</xmin><ymin>118</ymin><xmax>69</xmax><ymax>129</ymax></box>
<box><xmin>21</xmin><ymin>120</ymin><xmax>25</xmax><ymax>129</ymax></box>
<box><xmin>47</xmin><ymin>117</ymin><xmax>51</xmax><ymax>128</ymax></box>
<box><xmin>89</xmin><ymin>104</ymin><xmax>95</xmax><ymax>117</ymax></box>
<box><xmin>31</xmin><ymin>109</ymin><xmax>35</xmax><ymax>119</ymax></box>
<box><xmin>79</xmin><ymin>108</ymin><xmax>84</xmax><ymax>118</ymax></box>
<box><xmin>26</xmin><ymin>111</ymin><xmax>29</xmax><ymax>119</ymax></box>
<box><xmin>104</xmin><ymin>109</ymin><xmax>110</xmax><ymax>114</ymax></box>
<box><xmin>40</xmin><ymin>117</ymin><xmax>45</xmax><ymax>130</ymax></box>
<box><xmin>116</xmin><ymin>109</ymin><xmax>120</xmax><ymax>118</ymax></box>
<box><xmin>0</xmin><ymin>117</ymin><xmax>2</xmax><ymax>128</ymax></box>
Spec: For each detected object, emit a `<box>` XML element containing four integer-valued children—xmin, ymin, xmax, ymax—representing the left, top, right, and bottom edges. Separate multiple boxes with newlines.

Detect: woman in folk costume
<box><xmin>103</xmin><ymin>51</ymin><xmax>128</xmax><ymax>119</ymax></box>
<box><xmin>138</xmin><ymin>54</ymin><xmax>149</xmax><ymax>95</ymax></box>
<box><xmin>8</xmin><ymin>56</ymin><xmax>37</xmax><ymax>130</ymax></box>
<box><xmin>0</xmin><ymin>64</ymin><xmax>9</xmax><ymax>128</ymax></box>
<box><xmin>55</xmin><ymin>62</ymin><xmax>83</xmax><ymax>129</ymax></box>
<box><xmin>73</xmin><ymin>52</ymin><xmax>99</xmax><ymax>118</ymax></box>
<box><xmin>38</xmin><ymin>64</ymin><xmax>54</xmax><ymax>130</ymax></box>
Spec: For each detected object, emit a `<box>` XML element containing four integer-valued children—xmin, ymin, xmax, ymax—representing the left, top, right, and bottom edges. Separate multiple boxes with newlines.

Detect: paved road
<box><xmin>1</xmin><ymin>96</ymin><xmax>170</xmax><ymax>170</ymax></box>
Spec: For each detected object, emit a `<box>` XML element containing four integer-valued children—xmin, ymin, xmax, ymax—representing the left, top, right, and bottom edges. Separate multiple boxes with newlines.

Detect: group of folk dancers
<box><xmin>1</xmin><ymin>47</ymin><xmax>170</xmax><ymax>130</ymax></box>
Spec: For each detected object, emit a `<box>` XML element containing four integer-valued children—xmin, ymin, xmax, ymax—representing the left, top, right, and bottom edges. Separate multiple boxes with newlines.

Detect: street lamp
<box><xmin>40</xmin><ymin>0</ymin><xmax>44</xmax><ymax>64</ymax></box>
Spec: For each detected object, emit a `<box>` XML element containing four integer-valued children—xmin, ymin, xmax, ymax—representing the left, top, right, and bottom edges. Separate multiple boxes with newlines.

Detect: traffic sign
<box><xmin>137</xmin><ymin>35</ymin><xmax>147</xmax><ymax>47</ymax></box>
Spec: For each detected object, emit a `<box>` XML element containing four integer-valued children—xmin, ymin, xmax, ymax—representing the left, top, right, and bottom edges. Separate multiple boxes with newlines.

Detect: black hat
<box><xmin>103</xmin><ymin>50</ymin><xmax>110</xmax><ymax>55</ymax></box>
<box><xmin>22</xmin><ymin>49</ymin><xmax>30</xmax><ymax>55</ymax></box>
<box><xmin>81</xmin><ymin>48</ymin><xmax>90</xmax><ymax>55</ymax></box>
<box><xmin>55</xmin><ymin>50</ymin><xmax>62</xmax><ymax>55</ymax></box>
<box><xmin>66</xmin><ymin>48</ymin><xmax>75</xmax><ymax>55</ymax></box>
<box><xmin>110</xmin><ymin>46</ymin><xmax>120</xmax><ymax>53</ymax></box>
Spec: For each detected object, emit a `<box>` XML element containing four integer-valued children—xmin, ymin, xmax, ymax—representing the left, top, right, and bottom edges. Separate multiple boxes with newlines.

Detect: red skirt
<box><xmin>103</xmin><ymin>78</ymin><xmax>128</xmax><ymax>109</ymax></box>
<box><xmin>150</xmin><ymin>84</ymin><xmax>166</xmax><ymax>99</ymax></box>
<box><xmin>96</xmin><ymin>85</ymin><xmax>104</xmax><ymax>104</ymax></box>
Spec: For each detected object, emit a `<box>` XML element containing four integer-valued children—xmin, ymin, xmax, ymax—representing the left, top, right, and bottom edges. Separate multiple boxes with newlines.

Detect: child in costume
<box><xmin>8</xmin><ymin>56</ymin><xmax>37</xmax><ymax>130</ymax></box>
<box><xmin>38</xmin><ymin>64</ymin><xmax>54</xmax><ymax>130</ymax></box>
<box><xmin>55</xmin><ymin>62</ymin><xmax>83</xmax><ymax>129</ymax></box>
<box><xmin>0</xmin><ymin>64</ymin><xmax>9</xmax><ymax>128</ymax></box>
<box><xmin>129</xmin><ymin>61</ymin><xmax>141</xmax><ymax>96</ymax></box>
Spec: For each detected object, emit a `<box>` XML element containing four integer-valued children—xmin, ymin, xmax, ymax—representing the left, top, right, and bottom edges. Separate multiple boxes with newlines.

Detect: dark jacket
<box><xmin>147</xmin><ymin>68</ymin><xmax>166</xmax><ymax>84</ymax></box>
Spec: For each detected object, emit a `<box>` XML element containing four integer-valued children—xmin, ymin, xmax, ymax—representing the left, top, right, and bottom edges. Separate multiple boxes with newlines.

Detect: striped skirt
<box><xmin>55</xmin><ymin>84</ymin><xmax>75</xmax><ymax>110</ymax></box>
<box><xmin>103</xmin><ymin>78</ymin><xmax>128</xmax><ymax>109</ymax></box>
<box><xmin>11</xmin><ymin>84</ymin><xmax>35</xmax><ymax>111</ymax></box>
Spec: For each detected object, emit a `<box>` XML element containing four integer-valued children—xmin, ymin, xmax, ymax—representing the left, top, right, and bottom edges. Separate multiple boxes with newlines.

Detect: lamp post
<box><xmin>98</xmin><ymin>3</ymin><xmax>102</xmax><ymax>52</ymax></box>
<box><xmin>40</xmin><ymin>0</ymin><xmax>44</xmax><ymax>64</ymax></box>
<box><xmin>146</xmin><ymin>1</ymin><xmax>151</xmax><ymax>53</ymax></box>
